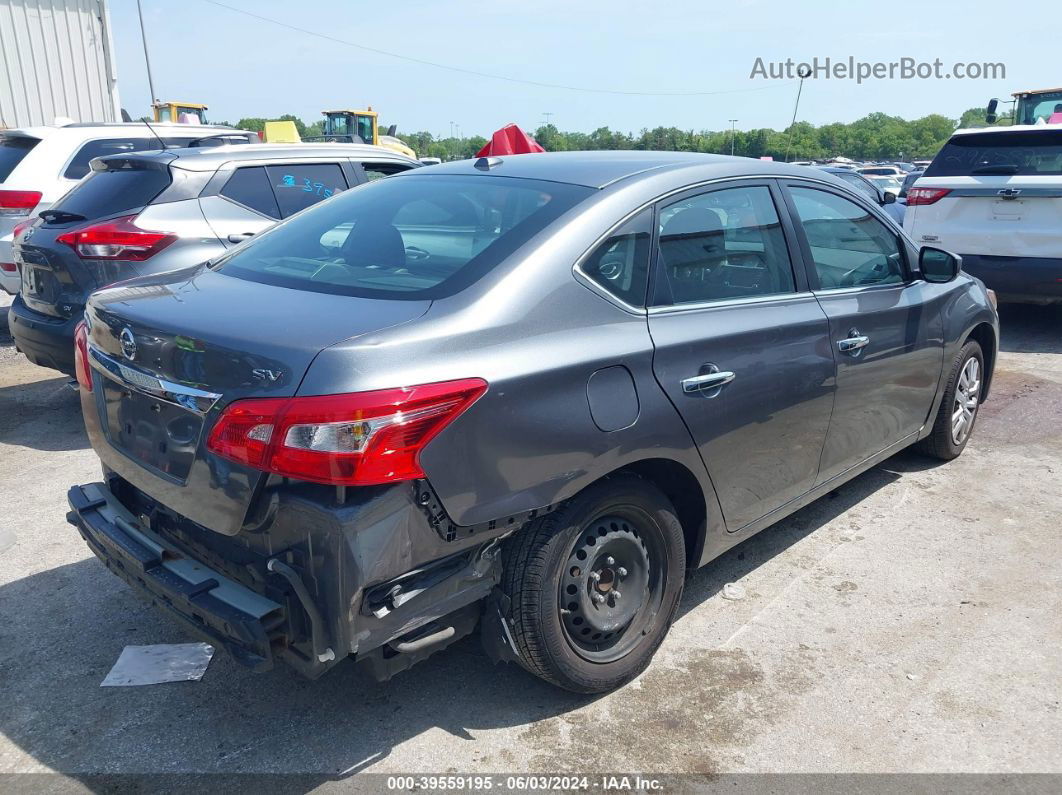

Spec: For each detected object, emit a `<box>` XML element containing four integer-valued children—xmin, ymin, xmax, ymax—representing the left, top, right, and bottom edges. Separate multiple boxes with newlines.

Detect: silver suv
<box><xmin>10</xmin><ymin>143</ymin><xmax>420</xmax><ymax>373</ymax></box>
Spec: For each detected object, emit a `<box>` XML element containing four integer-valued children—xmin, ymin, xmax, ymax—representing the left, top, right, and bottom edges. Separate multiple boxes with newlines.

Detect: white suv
<box><xmin>904</xmin><ymin>125</ymin><xmax>1062</xmax><ymax>304</ymax></box>
<box><xmin>0</xmin><ymin>123</ymin><xmax>255</xmax><ymax>294</ymax></box>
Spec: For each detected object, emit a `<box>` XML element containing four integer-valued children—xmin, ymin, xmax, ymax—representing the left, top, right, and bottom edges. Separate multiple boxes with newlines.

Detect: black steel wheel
<box><xmin>500</xmin><ymin>473</ymin><xmax>685</xmax><ymax>693</ymax></box>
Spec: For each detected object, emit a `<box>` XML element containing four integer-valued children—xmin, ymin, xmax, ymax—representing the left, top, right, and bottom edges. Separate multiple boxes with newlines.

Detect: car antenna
<box><xmin>141</xmin><ymin>117</ymin><xmax>169</xmax><ymax>150</ymax></box>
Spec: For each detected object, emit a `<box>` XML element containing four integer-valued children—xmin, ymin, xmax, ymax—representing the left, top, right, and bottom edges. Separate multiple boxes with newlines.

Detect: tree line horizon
<box><xmin>225</xmin><ymin>106</ymin><xmax>1001</xmax><ymax>162</ymax></box>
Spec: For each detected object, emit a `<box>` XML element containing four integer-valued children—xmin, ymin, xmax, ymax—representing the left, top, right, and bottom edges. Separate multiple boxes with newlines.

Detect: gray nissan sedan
<box><xmin>67</xmin><ymin>152</ymin><xmax>998</xmax><ymax>693</ymax></box>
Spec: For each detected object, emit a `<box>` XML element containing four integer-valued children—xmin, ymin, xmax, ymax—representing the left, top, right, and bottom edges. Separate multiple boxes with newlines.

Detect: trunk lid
<box><xmin>83</xmin><ymin>267</ymin><xmax>431</xmax><ymax>535</ymax></box>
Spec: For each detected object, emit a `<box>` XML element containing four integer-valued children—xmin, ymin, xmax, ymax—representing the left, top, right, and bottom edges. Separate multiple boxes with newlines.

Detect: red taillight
<box><xmin>12</xmin><ymin>218</ymin><xmax>34</xmax><ymax>240</ymax></box>
<box><xmin>0</xmin><ymin>189</ymin><xmax>42</xmax><ymax>217</ymax></box>
<box><xmin>906</xmin><ymin>187</ymin><xmax>952</xmax><ymax>206</ymax></box>
<box><xmin>207</xmin><ymin>379</ymin><xmax>488</xmax><ymax>486</ymax></box>
<box><xmin>0</xmin><ymin>262</ymin><xmax>15</xmax><ymax>273</ymax></box>
<box><xmin>74</xmin><ymin>321</ymin><xmax>92</xmax><ymax>391</ymax></box>
<box><xmin>56</xmin><ymin>215</ymin><xmax>176</xmax><ymax>261</ymax></box>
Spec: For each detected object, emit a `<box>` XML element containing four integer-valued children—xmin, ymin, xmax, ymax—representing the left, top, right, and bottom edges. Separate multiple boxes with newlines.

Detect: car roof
<box><xmin>0</xmin><ymin>123</ymin><xmax>248</xmax><ymax>143</ymax></box>
<box><xmin>951</xmin><ymin>124</ymin><xmax>1061</xmax><ymax>137</ymax></box>
<box><xmin>400</xmin><ymin>151</ymin><xmax>836</xmax><ymax>189</ymax></box>
<box><xmin>98</xmin><ymin>142</ymin><xmax>420</xmax><ymax>172</ymax></box>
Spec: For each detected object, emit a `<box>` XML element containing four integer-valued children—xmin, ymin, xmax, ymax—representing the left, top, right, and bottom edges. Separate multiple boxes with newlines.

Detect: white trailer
<box><xmin>0</xmin><ymin>0</ymin><xmax>121</xmax><ymax>128</ymax></box>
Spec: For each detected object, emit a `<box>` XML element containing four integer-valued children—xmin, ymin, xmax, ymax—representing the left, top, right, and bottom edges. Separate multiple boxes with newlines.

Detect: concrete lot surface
<box><xmin>0</xmin><ymin>291</ymin><xmax>1059</xmax><ymax>782</ymax></box>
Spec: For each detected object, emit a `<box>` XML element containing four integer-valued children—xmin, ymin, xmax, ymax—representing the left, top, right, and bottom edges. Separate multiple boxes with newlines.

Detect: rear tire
<box><xmin>500</xmin><ymin>473</ymin><xmax>685</xmax><ymax>693</ymax></box>
<box><xmin>918</xmin><ymin>340</ymin><xmax>984</xmax><ymax>460</ymax></box>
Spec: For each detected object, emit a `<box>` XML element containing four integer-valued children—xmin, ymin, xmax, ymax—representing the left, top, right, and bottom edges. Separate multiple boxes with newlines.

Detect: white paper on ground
<box><xmin>101</xmin><ymin>643</ymin><xmax>215</xmax><ymax>686</ymax></box>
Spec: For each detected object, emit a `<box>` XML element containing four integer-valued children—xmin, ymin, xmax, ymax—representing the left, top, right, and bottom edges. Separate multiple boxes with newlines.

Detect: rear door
<box><xmin>201</xmin><ymin>161</ymin><xmax>351</xmax><ymax>246</ymax></box>
<box><xmin>647</xmin><ymin>180</ymin><xmax>835</xmax><ymax>532</ymax></box>
<box><xmin>781</xmin><ymin>181</ymin><xmax>943</xmax><ymax>483</ymax></box>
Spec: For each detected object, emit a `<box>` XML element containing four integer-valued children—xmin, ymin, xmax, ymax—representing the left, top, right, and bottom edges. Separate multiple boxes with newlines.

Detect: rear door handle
<box><xmin>837</xmin><ymin>335</ymin><xmax>870</xmax><ymax>353</ymax></box>
<box><xmin>682</xmin><ymin>371</ymin><xmax>736</xmax><ymax>393</ymax></box>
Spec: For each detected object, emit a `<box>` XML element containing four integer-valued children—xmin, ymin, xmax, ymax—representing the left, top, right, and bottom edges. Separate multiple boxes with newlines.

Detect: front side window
<box><xmin>580</xmin><ymin>208</ymin><xmax>652</xmax><ymax>306</ymax></box>
<box><xmin>265</xmin><ymin>164</ymin><xmax>347</xmax><ymax>217</ymax></box>
<box><xmin>789</xmin><ymin>186</ymin><xmax>905</xmax><ymax>289</ymax></box>
<box><xmin>217</xmin><ymin>175</ymin><xmax>592</xmax><ymax>299</ymax></box>
<box><xmin>656</xmin><ymin>185</ymin><xmax>796</xmax><ymax>305</ymax></box>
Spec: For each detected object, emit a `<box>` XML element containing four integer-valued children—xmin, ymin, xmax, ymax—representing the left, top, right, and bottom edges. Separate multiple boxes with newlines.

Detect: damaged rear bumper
<box><xmin>67</xmin><ymin>482</ymin><xmax>285</xmax><ymax>671</ymax></box>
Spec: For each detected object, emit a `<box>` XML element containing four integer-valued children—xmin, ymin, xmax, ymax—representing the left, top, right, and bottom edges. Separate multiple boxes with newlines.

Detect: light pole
<box><xmin>543</xmin><ymin>112</ymin><xmax>554</xmax><ymax>128</ymax></box>
<box><xmin>136</xmin><ymin>0</ymin><xmax>158</xmax><ymax>106</ymax></box>
<box><xmin>728</xmin><ymin>119</ymin><xmax>738</xmax><ymax>156</ymax></box>
<box><xmin>784</xmin><ymin>64</ymin><xmax>812</xmax><ymax>162</ymax></box>
<box><xmin>449</xmin><ymin>121</ymin><xmax>455</xmax><ymax>160</ymax></box>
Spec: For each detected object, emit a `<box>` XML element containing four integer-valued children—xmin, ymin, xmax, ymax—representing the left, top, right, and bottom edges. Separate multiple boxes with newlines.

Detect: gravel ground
<box><xmin>0</xmin><ymin>291</ymin><xmax>1059</xmax><ymax>784</ymax></box>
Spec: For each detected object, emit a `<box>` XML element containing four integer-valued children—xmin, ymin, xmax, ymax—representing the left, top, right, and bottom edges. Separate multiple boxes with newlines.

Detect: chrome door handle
<box><xmin>837</xmin><ymin>335</ymin><xmax>870</xmax><ymax>353</ymax></box>
<box><xmin>682</xmin><ymin>371</ymin><xmax>736</xmax><ymax>393</ymax></box>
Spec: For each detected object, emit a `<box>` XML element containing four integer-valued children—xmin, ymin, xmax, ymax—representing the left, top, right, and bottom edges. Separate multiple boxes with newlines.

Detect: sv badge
<box><xmin>252</xmin><ymin>368</ymin><xmax>283</xmax><ymax>382</ymax></box>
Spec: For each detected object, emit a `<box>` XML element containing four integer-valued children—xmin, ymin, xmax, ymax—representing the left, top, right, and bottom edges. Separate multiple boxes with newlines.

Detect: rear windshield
<box><xmin>49</xmin><ymin>167</ymin><xmax>172</xmax><ymax>219</ymax></box>
<box><xmin>925</xmin><ymin>130</ymin><xmax>1062</xmax><ymax>177</ymax></box>
<box><xmin>216</xmin><ymin>175</ymin><xmax>594</xmax><ymax>299</ymax></box>
<box><xmin>0</xmin><ymin>136</ymin><xmax>39</xmax><ymax>182</ymax></box>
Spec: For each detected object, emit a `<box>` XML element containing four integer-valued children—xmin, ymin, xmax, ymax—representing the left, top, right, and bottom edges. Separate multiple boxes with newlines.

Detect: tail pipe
<box><xmin>267</xmin><ymin>558</ymin><xmax>335</xmax><ymax>664</ymax></box>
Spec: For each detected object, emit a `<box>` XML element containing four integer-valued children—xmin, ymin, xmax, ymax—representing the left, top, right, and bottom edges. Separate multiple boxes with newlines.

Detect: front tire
<box><xmin>500</xmin><ymin>473</ymin><xmax>685</xmax><ymax>693</ymax></box>
<box><xmin>918</xmin><ymin>339</ymin><xmax>984</xmax><ymax>460</ymax></box>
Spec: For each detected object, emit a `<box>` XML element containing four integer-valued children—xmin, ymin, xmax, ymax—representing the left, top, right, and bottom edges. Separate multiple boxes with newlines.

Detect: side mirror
<box><xmin>986</xmin><ymin>98</ymin><xmax>999</xmax><ymax>125</ymax></box>
<box><xmin>881</xmin><ymin>191</ymin><xmax>896</xmax><ymax>205</ymax></box>
<box><xmin>920</xmin><ymin>247</ymin><xmax>961</xmax><ymax>283</ymax></box>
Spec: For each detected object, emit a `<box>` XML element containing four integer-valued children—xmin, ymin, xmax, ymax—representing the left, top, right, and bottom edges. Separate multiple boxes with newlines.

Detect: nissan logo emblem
<box><xmin>119</xmin><ymin>328</ymin><xmax>137</xmax><ymax>361</ymax></box>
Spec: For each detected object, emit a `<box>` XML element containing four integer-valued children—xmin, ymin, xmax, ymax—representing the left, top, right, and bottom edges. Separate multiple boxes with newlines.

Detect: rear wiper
<box><xmin>971</xmin><ymin>164</ymin><xmax>1020</xmax><ymax>175</ymax></box>
<box><xmin>38</xmin><ymin>209</ymin><xmax>87</xmax><ymax>224</ymax></box>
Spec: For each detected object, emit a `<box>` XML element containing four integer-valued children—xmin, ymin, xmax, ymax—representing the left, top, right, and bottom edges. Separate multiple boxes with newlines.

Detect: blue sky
<box><xmin>108</xmin><ymin>0</ymin><xmax>1054</xmax><ymax>136</ymax></box>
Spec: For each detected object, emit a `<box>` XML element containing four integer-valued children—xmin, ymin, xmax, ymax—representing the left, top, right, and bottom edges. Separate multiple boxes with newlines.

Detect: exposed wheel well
<box><xmin>965</xmin><ymin>322</ymin><xmax>997</xmax><ymax>400</ymax></box>
<box><xmin>619</xmin><ymin>458</ymin><xmax>707</xmax><ymax>570</ymax></box>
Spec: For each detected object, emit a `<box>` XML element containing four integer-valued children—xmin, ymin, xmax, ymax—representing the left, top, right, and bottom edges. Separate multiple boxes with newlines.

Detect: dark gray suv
<box><xmin>10</xmin><ymin>143</ymin><xmax>419</xmax><ymax>374</ymax></box>
<box><xmin>66</xmin><ymin>152</ymin><xmax>998</xmax><ymax>693</ymax></box>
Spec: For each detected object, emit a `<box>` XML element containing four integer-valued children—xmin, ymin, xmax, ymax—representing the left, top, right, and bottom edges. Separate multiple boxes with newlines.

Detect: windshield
<box><xmin>216</xmin><ymin>175</ymin><xmax>594</xmax><ymax>299</ymax></box>
<box><xmin>1017</xmin><ymin>91</ymin><xmax>1062</xmax><ymax>125</ymax></box>
<box><xmin>924</xmin><ymin>130</ymin><xmax>1062</xmax><ymax>177</ymax></box>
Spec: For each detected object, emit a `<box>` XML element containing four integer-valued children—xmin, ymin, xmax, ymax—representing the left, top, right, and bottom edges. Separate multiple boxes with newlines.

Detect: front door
<box><xmin>782</xmin><ymin>183</ymin><xmax>943</xmax><ymax>483</ymax></box>
<box><xmin>647</xmin><ymin>181</ymin><xmax>835</xmax><ymax>532</ymax></box>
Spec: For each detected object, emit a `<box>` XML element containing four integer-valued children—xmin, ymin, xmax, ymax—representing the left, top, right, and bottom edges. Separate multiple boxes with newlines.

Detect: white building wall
<box><xmin>0</xmin><ymin>0</ymin><xmax>121</xmax><ymax>128</ymax></box>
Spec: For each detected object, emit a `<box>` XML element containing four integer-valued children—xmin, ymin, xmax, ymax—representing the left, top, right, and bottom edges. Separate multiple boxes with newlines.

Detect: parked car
<box><xmin>10</xmin><ymin>143</ymin><xmax>420</xmax><ymax>374</ymax></box>
<box><xmin>815</xmin><ymin>166</ymin><xmax>905</xmax><ymax>224</ymax></box>
<box><xmin>898</xmin><ymin>169</ymin><xmax>925</xmax><ymax>201</ymax></box>
<box><xmin>904</xmin><ymin>125</ymin><xmax>1062</xmax><ymax>304</ymax></box>
<box><xmin>867</xmin><ymin>174</ymin><xmax>904</xmax><ymax>197</ymax></box>
<box><xmin>67</xmin><ymin>152</ymin><xmax>998</xmax><ymax>694</ymax></box>
<box><xmin>0</xmin><ymin>123</ymin><xmax>256</xmax><ymax>294</ymax></box>
<box><xmin>858</xmin><ymin>165</ymin><xmax>904</xmax><ymax>178</ymax></box>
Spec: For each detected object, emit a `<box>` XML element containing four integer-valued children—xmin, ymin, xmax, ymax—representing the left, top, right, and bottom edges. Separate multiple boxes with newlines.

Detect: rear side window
<box><xmin>656</xmin><ymin>185</ymin><xmax>795</xmax><ymax>305</ymax></box>
<box><xmin>220</xmin><ymin>167</ymin><xmax>281</xmax><ymax>219</ymax></box>
<box><xmin>63</xmin><ymin>138</ymin><xmax>159</xmax><ymax>179</ymax></box>
<box><xmin>0</xmin><ymin>136</ymin><xmax>39</xmax><ymax>181</ymax></box>
<box><xmin>580</xmin><ymin>208</ymin><xmax>652</xmax><ymax>306</ymax></box>
<box><xmin>217</xmin><ymin>175</ymin><xmax>592</xmax><ymax>299</ymax></box>
<box><xmin>266</xmin><ymin>163</ymin><xmax>347</xmax><ymax>217</ymax></box>
<box><xmin>925</xmin><ymin>130</ymin><xmax>1062</xmax><ymax>177</ymax></box>
<box><xmin>50</xmin><ymin>168</ymin><xmax>171</xmax><ymax>218</ymax></box>
<box><xmin>362</xmin><ymin>161</ymin><xmax>415</xmax><ymax>181</ymax></box>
